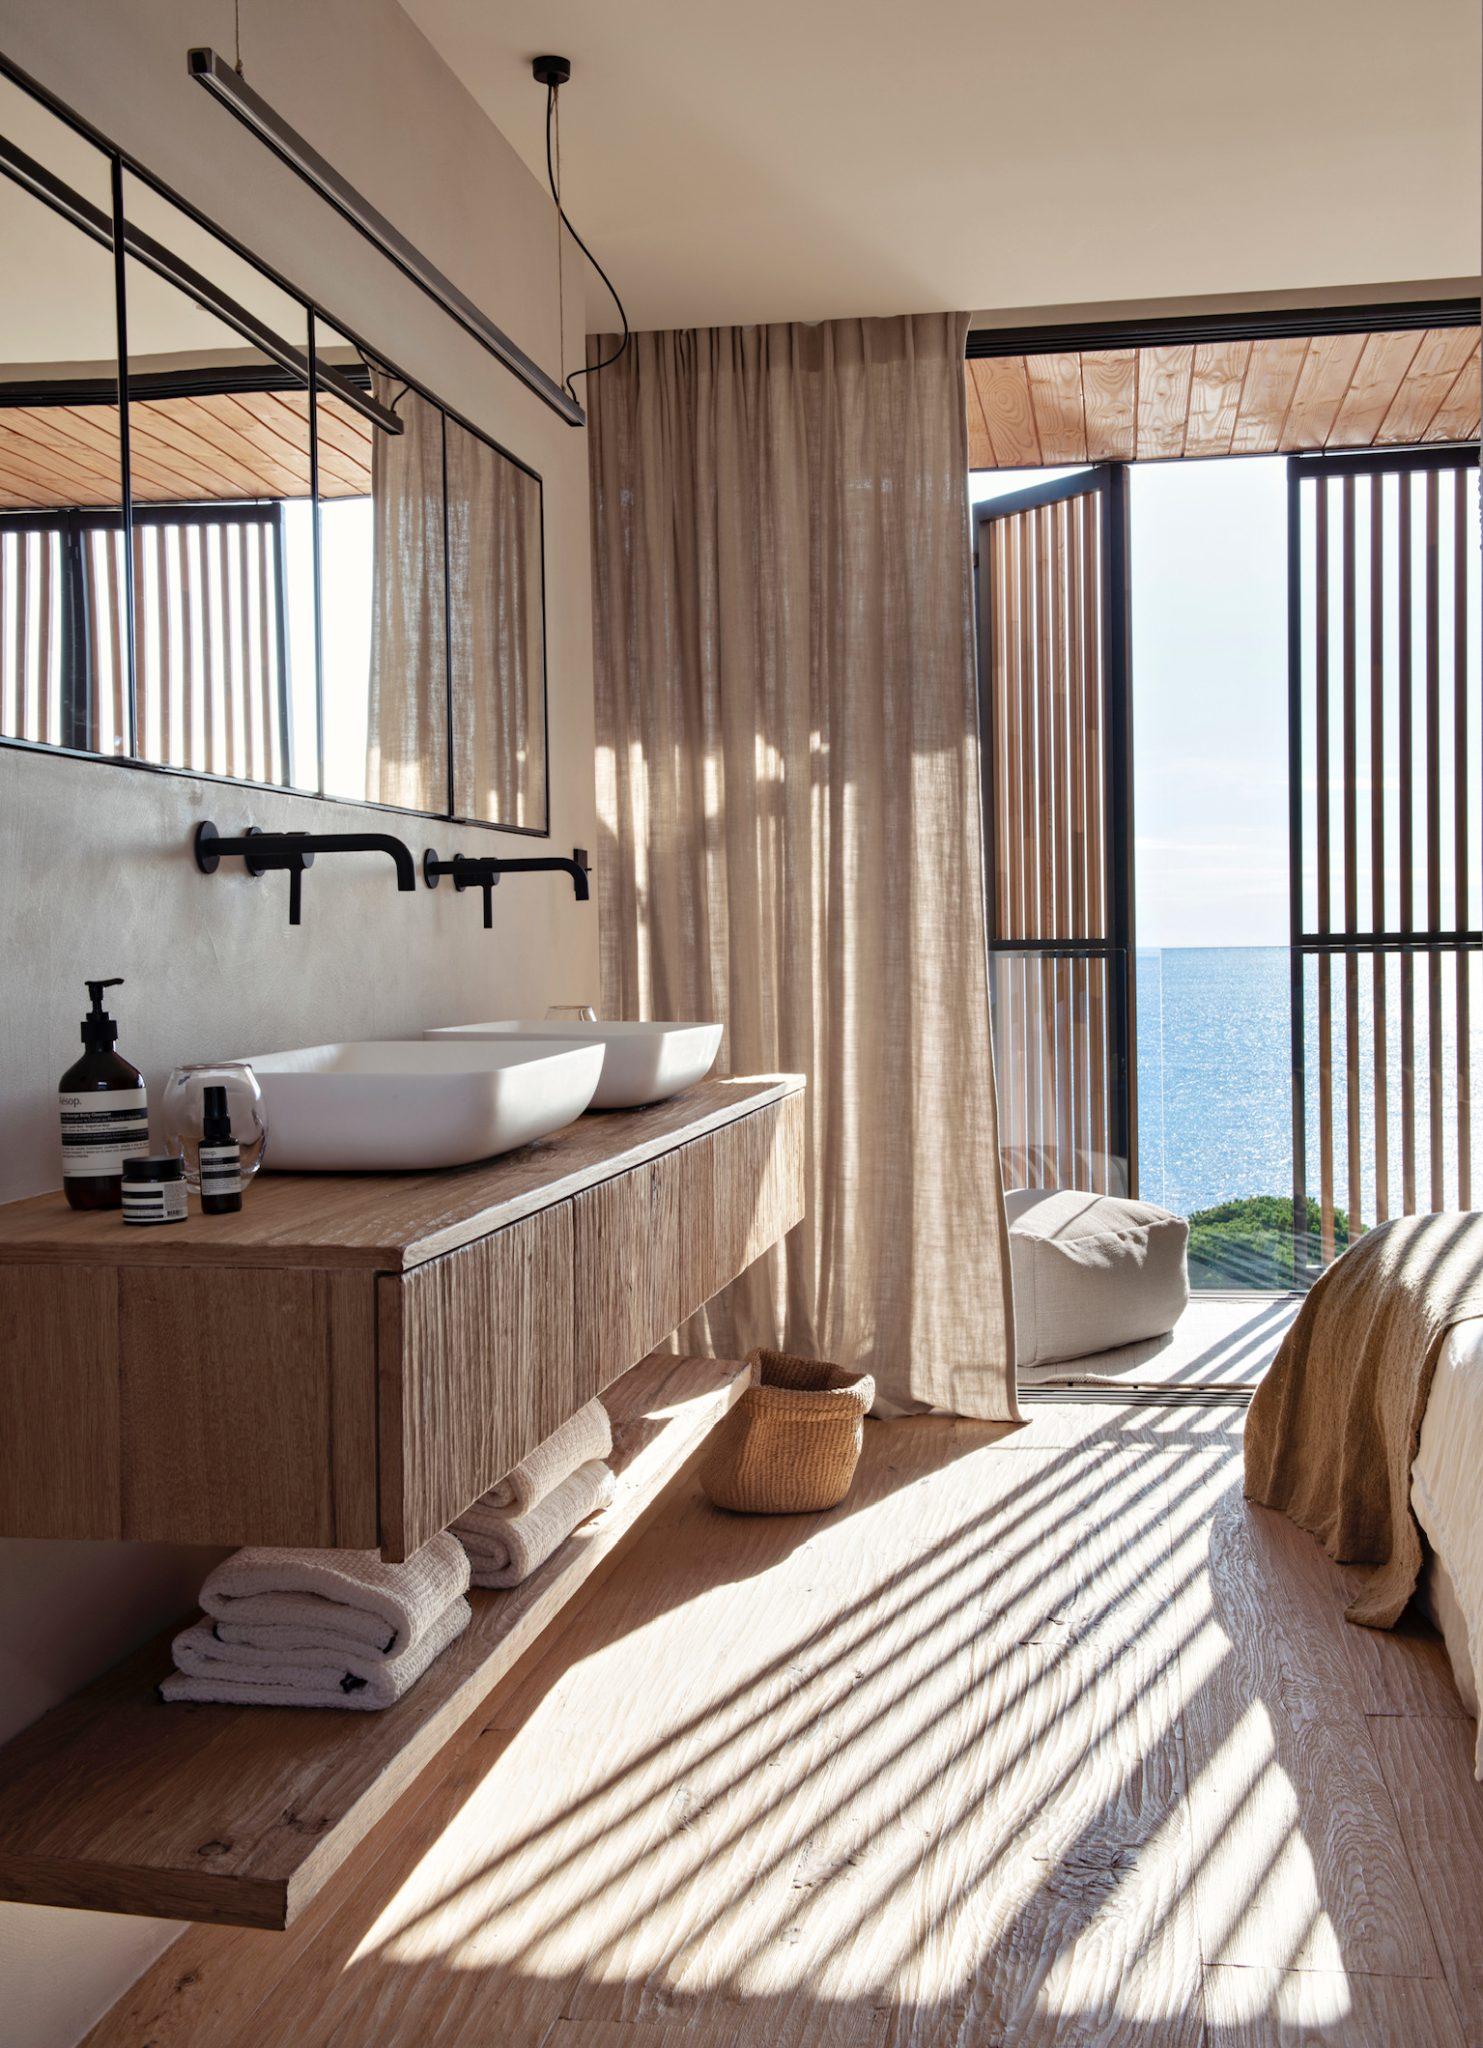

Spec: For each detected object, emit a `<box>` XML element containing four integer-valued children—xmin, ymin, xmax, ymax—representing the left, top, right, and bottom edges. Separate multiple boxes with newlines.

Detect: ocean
<box><xmin>1137</xmin><ymin>945</ymin><xmax>1479</xmax><ymax>1223</ymax></box>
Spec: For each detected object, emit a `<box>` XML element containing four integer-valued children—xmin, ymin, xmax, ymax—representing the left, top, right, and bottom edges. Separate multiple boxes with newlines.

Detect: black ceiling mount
<box><xmin>532</xmin><ymin>55</ymin><xmax>572</xmax><ymax>88</ymax></box>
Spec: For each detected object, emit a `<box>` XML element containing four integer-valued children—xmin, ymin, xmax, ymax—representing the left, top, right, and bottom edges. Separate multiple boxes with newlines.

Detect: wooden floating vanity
<box><xmin>0</xmin><ymin>1350</ymin><xmax>751</xmax><ymax>1928</ymax></box>
<box><xmin>0</xmin><ymin>1073</ymin><xmax>805</xmax><ymax>1557</ymax></box>
<box><xmin>0</xmin><ymin>1075</ymin><xmax>805</xmax><ymax>1928</ymax></box>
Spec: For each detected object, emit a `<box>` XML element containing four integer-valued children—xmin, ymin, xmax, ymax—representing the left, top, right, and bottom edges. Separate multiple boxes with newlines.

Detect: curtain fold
<box><xmin>446</xmin><ymin>415</ymin><xmax>546</xmax><ymax>828</ymax></box>
<box><xmin>366</xmin><ymin>371</ymin><xmax>447</xmax><ymax>810</ymax></box>
<box><xmin>588</xmin><ymin>313</ymin><xmax>1018</xmax><ymax>1420</ymax></box>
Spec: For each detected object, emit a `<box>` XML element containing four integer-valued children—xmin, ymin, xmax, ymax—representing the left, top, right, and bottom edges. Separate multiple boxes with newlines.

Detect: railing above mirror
<box><xmin>0</xmin><ymin>53</ymin><xmax>551</xmax><ymax>837</ymax></box>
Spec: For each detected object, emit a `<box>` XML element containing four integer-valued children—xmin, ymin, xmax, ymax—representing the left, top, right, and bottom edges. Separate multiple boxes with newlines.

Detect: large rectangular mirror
<box><xmin>120</xmin><ymin>169</ymin><xmax>317</xmax><ymax>790</ymax></box>
<box><xmin>0</xmin><ymin>73</ymin><xmax>127</xmax><ymax>758</ymax></box>
<box><xmin>0</xmin><ymin>61</ymin><xmax>549</xmax><ymax>835</ymax></box>
<box><xmin>318</xmin><ymin>336</ymin><xmax>451</xmax><ymax>814</ymax></box>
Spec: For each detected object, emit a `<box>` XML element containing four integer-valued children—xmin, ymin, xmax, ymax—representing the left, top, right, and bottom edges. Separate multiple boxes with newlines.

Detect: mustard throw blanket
<box><xmin>1245</xmin><ymin>1210</ymin><xmax>1483</xmax><ymax>1628</ymax></box>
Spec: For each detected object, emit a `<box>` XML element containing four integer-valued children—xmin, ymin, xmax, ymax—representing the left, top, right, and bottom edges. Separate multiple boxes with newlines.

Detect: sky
<box><xmin>970</xmin><ymin>455</ymin><xmax>1291</xmax><ymax>949</ymax></box>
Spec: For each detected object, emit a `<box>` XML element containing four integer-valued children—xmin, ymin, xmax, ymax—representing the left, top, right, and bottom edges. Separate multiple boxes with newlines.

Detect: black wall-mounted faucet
<box><xmin>423</xmin><ymin>847</ymin><xmax>591</xmax><ymax>929</ymax></box>
<box><xmin>194</xmin><ymin>821</ymin><xmax>417</xmax><ymax>925</ymax></box>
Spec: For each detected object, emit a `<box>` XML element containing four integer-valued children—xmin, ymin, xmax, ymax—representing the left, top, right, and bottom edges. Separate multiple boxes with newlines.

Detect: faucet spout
<box><xmin>489</xmin><ymin>852</ymin><xmax>591</xmax><ymax>902</ymax></box>
<box><xmin>194</xmin><ymin>820</ymin><xmax>417</xmax><ymax>925</ymax></box>
<box><xmin>422</xmin><ymin>846</ymin><xmax>592</xmax><ymax>928</ymax></box>
<box><xmin>303</xmin><ymin>832</ymin><xmax>417</xmax><ymax>892</ymax></box>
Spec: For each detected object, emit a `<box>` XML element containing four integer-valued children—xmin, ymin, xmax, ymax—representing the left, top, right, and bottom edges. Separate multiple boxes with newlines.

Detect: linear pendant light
<box><xmin>187</xmin><ymin>47</ymin><xmax>585</xmax><ymax>427</ymax></box>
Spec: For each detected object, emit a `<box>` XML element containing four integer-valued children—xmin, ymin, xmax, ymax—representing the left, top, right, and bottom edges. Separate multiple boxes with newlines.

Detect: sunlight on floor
<box><xmin>1185</xmin><ymin>1707</ymin><xmax>1336</xmax><ymax>1971</ymax></box>
<box><xmin>360</xmin><ymin>1427</ymin><xmax>1250</xmax><ymax>2030</ymax></box>
<box><xmin>99</xmin><ymin>1405</ymin><xmax>1474</xmax><ymax>2047</ymax></box>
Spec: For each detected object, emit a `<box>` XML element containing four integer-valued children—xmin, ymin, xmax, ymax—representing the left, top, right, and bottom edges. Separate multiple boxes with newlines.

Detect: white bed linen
<box><xmin>1411</xmin><ymin>1315</ymin><xmax>1483</xmax><ymax>1775</ymax></box>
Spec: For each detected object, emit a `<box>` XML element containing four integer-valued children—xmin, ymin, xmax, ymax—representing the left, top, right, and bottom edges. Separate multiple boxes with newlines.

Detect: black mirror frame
<box><xmin>0</xmin><ymin>50</ymin><xmax>551</xmax><ymax>840</ymax></box>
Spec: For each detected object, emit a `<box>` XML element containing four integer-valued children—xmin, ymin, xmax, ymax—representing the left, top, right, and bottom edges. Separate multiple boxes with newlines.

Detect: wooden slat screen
<box><xmin>1299</xmin><ymin>948</ymin><xmax>1479</xmax><ymax>1258</ymax></box>
<box><xmin>979</xmin><ymin>472</ymin><xmax>1131</xmax><ymax>1197</ymax></box>
<box><xmin>83</xmin><ymin>525</ymin><xmax>128</xmax><ymax>757</ymax></box>
<box><xmin>988</xmin><ymin>492</ymin><xmax>1109</xmax><ymax>947</ymax></box>
<box><xmin>992</xmin><ymin>953</ymin><xmax>1117</xmax><ymax>1193</ymax></box>
<box><xmin>133</xmin><ymin>512</ymin><xmax>288</xmax><ymax>783</ymax></box>
<box><xmin>0</xmin><ymin>527</ymin><xmax>59</xmax><ymax>747</ymax></box>
<box><xmin>1293</xmin><ymin>452</ymin><xmax>1479</xmax><ymax>1266</ymax></box>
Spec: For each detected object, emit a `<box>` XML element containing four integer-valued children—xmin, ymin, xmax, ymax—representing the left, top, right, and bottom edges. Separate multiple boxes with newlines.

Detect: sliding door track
<box><xmin>1019</xmin><ymin>1383</ymin><xmax>1255</xmax><ymax>1406</ymax></box>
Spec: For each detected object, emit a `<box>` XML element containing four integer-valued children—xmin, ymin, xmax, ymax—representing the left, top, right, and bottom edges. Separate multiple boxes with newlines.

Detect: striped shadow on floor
<box><xmin>1018</xmin><ymin>1291</ymin><xmax>1302</xmax><ymax>1394</ymax></box>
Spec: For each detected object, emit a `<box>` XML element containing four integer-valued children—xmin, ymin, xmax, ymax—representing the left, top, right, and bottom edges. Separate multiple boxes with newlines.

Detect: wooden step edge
<box><xmin>0</xmin><ymin>1350</ymin><xmax>748</xmax><ymax>1931</ymax></box>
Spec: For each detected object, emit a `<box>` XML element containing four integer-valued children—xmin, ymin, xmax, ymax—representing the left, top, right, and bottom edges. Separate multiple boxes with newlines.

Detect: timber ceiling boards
<box><xmin>0</xmin><ymin>388</ymin><xmax>371</xmax><ymax>509</ymax></box>
<box><xmin>966</xmin><ymin>327</ymin><xmax>1481</xmax><ymax>469</ymax></box>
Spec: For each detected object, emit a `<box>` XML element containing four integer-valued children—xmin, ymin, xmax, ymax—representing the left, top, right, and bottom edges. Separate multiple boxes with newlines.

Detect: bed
<box><xmin>1413</xmin><ymin>1315</ymin><xmax>1483</xmax><ymax>1751</ymax></box>
<box><xmin>1244</xmin><ymin>1212</ymin><xmax>1483</xmax><ymax>1780</ymax></box>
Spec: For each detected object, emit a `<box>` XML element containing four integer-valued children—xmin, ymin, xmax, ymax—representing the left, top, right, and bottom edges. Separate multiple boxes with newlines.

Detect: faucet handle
<box><xmin>423</xmin><ymin>848</ymin><xmax>497</xmax><ymax>928</ymax></box>
<box><xmin>243</xmin><ymin>826</ymin><xmax>314</xmax><ymax>879</ymax></box>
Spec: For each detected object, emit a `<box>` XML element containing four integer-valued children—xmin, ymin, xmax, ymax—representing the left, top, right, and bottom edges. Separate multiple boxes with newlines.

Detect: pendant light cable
<box><xmin>544</xmin><ymin>80</ymin><xmax>630</xmax><ymax>405</ymax></box>
<box><xmin>553</xmin><ymin>85</ymin><xmax>566</xmax><ymax>394</ymax></box>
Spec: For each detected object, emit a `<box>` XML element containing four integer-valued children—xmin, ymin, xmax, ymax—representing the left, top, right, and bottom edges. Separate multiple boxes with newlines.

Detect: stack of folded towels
<box><xmin>160</xmin><ymin>1532</ymin><xmax>471</xmax><ymax>1711</ymax></box>
<box><xmin>453</xmin><ymin>1398</ymin><xmax>616</xmax><ymax>1587</ymax></box>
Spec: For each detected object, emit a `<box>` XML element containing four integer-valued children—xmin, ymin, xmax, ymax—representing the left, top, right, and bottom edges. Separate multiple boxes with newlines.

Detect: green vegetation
<box><xmin>1185</xmin><ymin>1194</ymin><xmax>1349</xmax><ymax>1291</ymax></box>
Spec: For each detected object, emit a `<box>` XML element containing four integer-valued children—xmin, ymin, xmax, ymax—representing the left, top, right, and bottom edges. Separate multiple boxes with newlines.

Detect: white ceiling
<box><xmin>401</xmin><ymin>0</ymin><xmax>1481</xmax><ymax>335</ymax></box>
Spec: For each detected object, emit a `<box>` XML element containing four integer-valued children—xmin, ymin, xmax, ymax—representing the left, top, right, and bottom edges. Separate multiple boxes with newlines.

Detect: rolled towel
<box><xmin>161</xmin><ymin>1595</ymin><xmax>471</xmax><ymax>1711</ymax></box>
<box><xmin>199</xmin><ymin>1532</ymin><xmax>468</xmax><ymax>1658</ymax></box>
<box><xmin>487</xmin><ymin>1399</ymin><xmax>612</xmax><ymax>1513</ymax></box>
<box><xmin>456</xmin><ymin>1460</ymin><xmax>616</xmax><ymax>1588</ymax></box>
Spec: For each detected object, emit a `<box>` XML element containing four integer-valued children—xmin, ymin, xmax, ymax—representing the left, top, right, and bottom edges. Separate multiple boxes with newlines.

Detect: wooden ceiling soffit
<box><xmin>966</xmin><ymin>325</ymin><xmax>1480</xmax><ymax>468</ymax></box>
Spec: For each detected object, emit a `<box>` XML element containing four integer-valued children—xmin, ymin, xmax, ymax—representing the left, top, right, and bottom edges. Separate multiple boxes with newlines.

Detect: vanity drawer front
<box><xmin>0</xmin><ymin>1265</ymin><xmax>120</xmax><ymax>1540</ymax></box>
<box><xmin>568</xmin><ymin>1094</ymin><xmax>806</xmax><ymax>1382</ymax></box>
<box><xmin>701</xmin><ymin>1089</ymin><xmax>807</xmax><ymax>1303</ymax></box>
<box><xmin>380</xmin><ymin>1203</ymin><xmax>576</xmax><ymax>1559</ymax></box>
<box><xmin>0</xmin><ymin>1263</ymin><xmax>378</xmax><ymax>1549</ymax></box>
<box><xmin>571</xmin><ymin>1157</ymin><xmax>676</xmax><ymax>1392</ymax></box>
<box><xmin>382</xmin><ymin>1096</ymin><xmax>806</xmax><ymax>1557</ymax></box>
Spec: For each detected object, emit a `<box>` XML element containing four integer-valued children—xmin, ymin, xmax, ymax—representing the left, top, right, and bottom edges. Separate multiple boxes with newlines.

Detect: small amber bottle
<box><xmin>198</xmin><ymin>1085</ymin><xmax>244</xmax><ymax>1215</ymax></box>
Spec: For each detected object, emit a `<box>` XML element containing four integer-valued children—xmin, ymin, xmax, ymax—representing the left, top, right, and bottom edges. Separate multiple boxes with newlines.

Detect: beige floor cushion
<box><xmin>1006</xmin><ymin>1187</ymin><xmax>1190</xmax><ymax>1369</ymax></box>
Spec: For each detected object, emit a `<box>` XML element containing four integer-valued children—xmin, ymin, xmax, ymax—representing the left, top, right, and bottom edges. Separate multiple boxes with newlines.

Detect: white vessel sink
<box><xmin>424</xmin><ymin>1020</ymin><xmax>723</xmax><ymax>1110</ymax></box>
<box><xmin>245</xmin><ymin>1039</ymin><xmax>604</xmax><ymax>1171</ymax></box>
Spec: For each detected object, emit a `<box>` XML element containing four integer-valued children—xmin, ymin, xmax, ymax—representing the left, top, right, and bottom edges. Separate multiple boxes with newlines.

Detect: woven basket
<box><xmin>701</xmin><ymin>1349</ymin><xmax>875</xmax><ymax>1514</ymax></box>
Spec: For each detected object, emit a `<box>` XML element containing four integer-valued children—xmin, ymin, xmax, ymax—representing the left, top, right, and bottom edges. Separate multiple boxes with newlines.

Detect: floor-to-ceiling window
<box><xmin>971</xmin><ymin>432</ymin><xmax>1479</xmax><ymax>1290</ymax></box>
<box><xmin>1130</xmin><ymin>454</ymin><xmax>1298</xmax><ymax>1287</ymax></box>
<box><xmin>1289</xmin><ymin>448</ymin><xmax>1481</xmax><ymax>1279</ymax></box>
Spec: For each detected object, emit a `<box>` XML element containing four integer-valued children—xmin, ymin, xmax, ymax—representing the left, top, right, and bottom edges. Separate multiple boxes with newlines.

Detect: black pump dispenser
<box><xmin>81</xmin><ymin>978</ymin><xmax>124</xmax><ymax>1052</ymax></box>
<box><xmin>58</xmin><ymin>977</ymin><xmax>149</xmax><ymax>1212</ymax></box>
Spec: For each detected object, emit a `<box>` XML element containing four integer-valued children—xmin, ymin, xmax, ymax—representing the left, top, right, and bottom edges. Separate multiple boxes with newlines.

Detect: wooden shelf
<box><xmin>0</xmin><ymin>1351</ymin><xmax>748</xmax><ymax>1931</ymax></box>
<box><xmin>0</xmin><ymin>1075</ymin><xmax>802</xmax><ymax>1270</ymax></box>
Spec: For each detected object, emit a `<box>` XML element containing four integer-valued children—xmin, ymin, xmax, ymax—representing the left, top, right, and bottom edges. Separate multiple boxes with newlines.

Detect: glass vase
<box><xmin>160</xmin><ymin>1062</ymin><xmax>269</xmax><ymax>1193</ymax></box>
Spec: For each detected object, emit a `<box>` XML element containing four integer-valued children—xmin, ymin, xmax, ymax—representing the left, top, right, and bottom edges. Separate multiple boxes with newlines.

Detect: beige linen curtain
<box><xmin>367</xmin><ymin>372</ymin><xmax>447</xmax><ymax>809</ymax></box>
<box><xmin>446</xmin><ymin>416</ymin><xmax>547</xmax><ymax>828</ymax></box>
<box><xmin>588</xmin><ymin>313</ymin><xmax>1018</xmax><ymax>1419</ymax></box>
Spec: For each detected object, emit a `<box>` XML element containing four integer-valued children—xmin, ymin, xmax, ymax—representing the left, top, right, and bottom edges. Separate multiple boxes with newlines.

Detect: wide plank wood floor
<box><xmin>86</xmin><ymin>1402</ymin><xmax>1481</xmax><ymax>2047</ymax></box>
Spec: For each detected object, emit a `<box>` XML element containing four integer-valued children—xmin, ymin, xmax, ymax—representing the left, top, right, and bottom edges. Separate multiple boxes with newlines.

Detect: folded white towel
<box><xmin>213</xmin><ymin>1611</ymin><xmax>407</xmax><ymax>1659</ymax></box>
<box><xmin>455</xmin><ymin>1460</ymin><xmax>616</xmax><ymax>1588</ymax></box>
<box><xmin>161</xmin><ymin>1595</ymin><xmax>471</xmax><ymax>1711</ymax></box>
<box><xmin>487</xmin><ymin>1400</ymin><xmax>612</xmax><ymax>1513</ymax></box>
<box><xmin>197</xmin><ymin>1532</ymin><xmax>468</xmax><ymax>1657</ymax></box>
